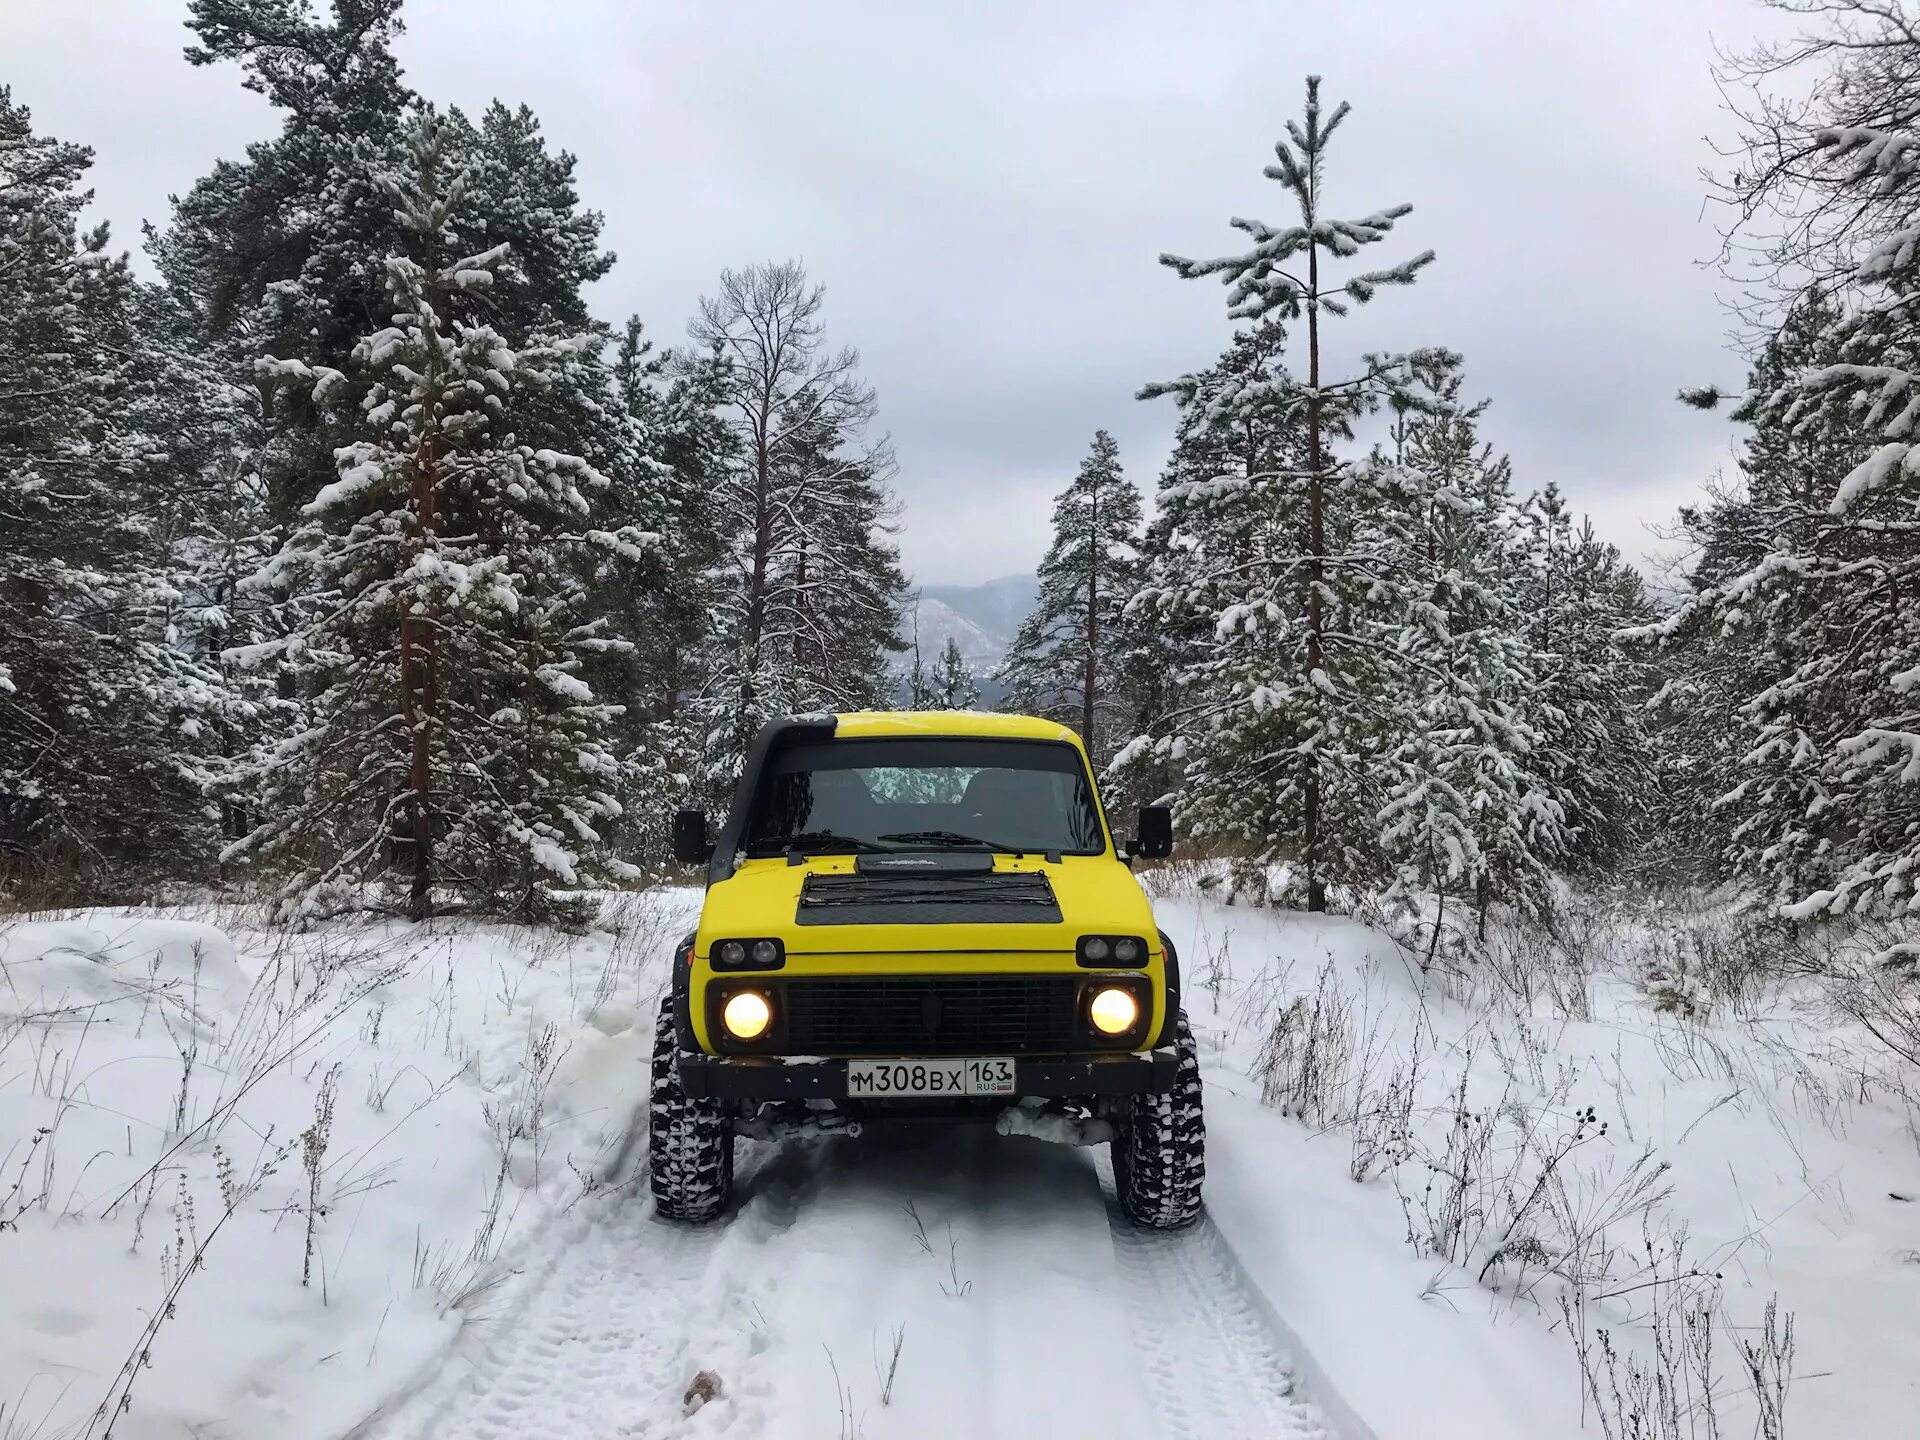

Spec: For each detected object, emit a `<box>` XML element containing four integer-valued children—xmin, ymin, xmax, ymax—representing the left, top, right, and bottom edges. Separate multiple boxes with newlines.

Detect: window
<box><xmin>744</xmin><ymin>738</ymin><xmax>1108</xmax><ymax>856</ymax></box>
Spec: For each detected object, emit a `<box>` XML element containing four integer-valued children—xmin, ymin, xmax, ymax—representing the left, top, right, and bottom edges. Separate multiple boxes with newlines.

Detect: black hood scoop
<box><xmin>796</xmin><ymin>866</ymin><xmax>1062</xmax><ymax>926</ymax></box>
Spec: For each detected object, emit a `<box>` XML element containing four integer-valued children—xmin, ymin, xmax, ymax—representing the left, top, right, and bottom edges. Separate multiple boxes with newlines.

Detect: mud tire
<box><xmin>649</xmin><ymin>1000</ymin><xmax>734</xmax><ymax>1222</ymax></box>
<box><xmin>1112</xmin><ymin>1010</ymin><xmax>1205</xmax><ymax>1229</ymax></box>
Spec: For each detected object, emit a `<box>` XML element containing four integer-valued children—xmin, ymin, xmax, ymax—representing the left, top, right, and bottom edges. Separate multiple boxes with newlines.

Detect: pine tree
<box><xmin>1113</xmin><ymin>321</ymin><xmax>1302</xmax><ymax>820</ymax></box>
<box><xmin>163</xmin><ymin>0</ymin><xmax>621</xmax><ymax>571</ymax></box>
<box><xmin>1656</xmin><ymin>0</ymin><xmax>1920</xmax><ymax>924</ymax></box>
<box><xmin>1140</xmin><ymin>76</ymin><xmax>1443</xmax><ymax>910</ymax></box>
<box><xmin>1514</xmin><ymin>487</ymin><xmax>1653</xmax><ymax>877</ymax></box>
<box><xmin>1642</xmin><ymin>318</ymin><xmax>1890</xmax><ymax>914</ymax></box>
<box><xmin>0</xmin><ymin>88</ymin><xmax>220</xmax><ymax>880</ymax></box>
<box><xmin>1372</xmin><ymin>363</ymin><xmax>1564</xmax><ymax>931</ymax></box>
<box><xmin>1000</xmin><ymin>430</ymin><xmax>1144</xmax><ymax>765</ymax></box>
<box><xmin>932</xmin><ymin>638</ymin><xmax>981</xmax><ymax>710</ymax></box>
<box><xmin>225</xmin><ymin>115</ymin><xmax>650</xmax><ymax>921</ymax></box>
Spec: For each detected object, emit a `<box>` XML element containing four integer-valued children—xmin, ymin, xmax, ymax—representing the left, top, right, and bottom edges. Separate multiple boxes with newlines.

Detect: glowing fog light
<box><xmin>722</xmin><ymin>990</ymin><xmax>773</xmax><ymax>1040</ymax></box>
<box><xmin>1088</xmin><ymin>986</ymin><xmax>1140</xmax><ymax>1036</ymax></box>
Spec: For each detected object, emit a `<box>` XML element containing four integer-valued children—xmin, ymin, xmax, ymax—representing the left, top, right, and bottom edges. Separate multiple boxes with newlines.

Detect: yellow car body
<box><xmin>652</xmin><ymin>710</ymin><xmax>1204</xmax><ymax>1230</ymax></box>
<box><xmin>687</xmin><ymin>851</ymin><xmax>1171</xmax><ymax>1054</ymax></box>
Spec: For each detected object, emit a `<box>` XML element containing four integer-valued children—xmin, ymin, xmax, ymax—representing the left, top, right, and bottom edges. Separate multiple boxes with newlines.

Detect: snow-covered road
<box><xmin>368</xmin><ymin>1128</ymin><xmax>1329</xmax><ymax>1440</ymax></box>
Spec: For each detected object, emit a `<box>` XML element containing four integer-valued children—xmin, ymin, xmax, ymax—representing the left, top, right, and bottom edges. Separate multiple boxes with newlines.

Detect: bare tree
<box><xmin>688</xmin><ymin>261</ymin><xmax>882</xmax><ymax>674</ymax></box>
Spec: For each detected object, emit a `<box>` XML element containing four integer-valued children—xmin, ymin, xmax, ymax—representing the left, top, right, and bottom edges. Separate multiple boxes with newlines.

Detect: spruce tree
<box><xmin>1000</xmin><ymin>430</ymin><xmax>1144</xmax><ymax>765</ymax></box>
<box><xmin>1658</xmin><ymin>0</ymin><xmax>1920</xmax><ymax>924</ymax></box>
<box><xmin>1373</xmin><ymin>363</ymin><xmax>1564</xmax><ymax>931</ymax></box>
<box><xmin>0</xmin><ymin>88</ymin><xmax>219</xmax><ymax>879</ymax></box>
<box><xmin>1142</xmin><ymin>76</ymin><xmax>1443</xmax><ymax>910</ymax></box>
<box><xmin>932</xmin><ymin>638</ymin><xmax>981</xmax><ymax>710</ymax></box>
<box><xmin>225</xmin><ymin>115</ymin><xmax>649</xmax><ymax>921</ymax></box>
<box><xmin>1515</xmin><ymin>487</ymin><xmax>1653</xmax><ymax>878</ymax></box>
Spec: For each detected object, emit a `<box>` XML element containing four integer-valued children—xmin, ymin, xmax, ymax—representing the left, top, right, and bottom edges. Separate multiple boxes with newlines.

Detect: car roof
<box><xmin>828</xmin><ymin>711</ymin><xmax>1086</xmax><ymax>746</ymax></box>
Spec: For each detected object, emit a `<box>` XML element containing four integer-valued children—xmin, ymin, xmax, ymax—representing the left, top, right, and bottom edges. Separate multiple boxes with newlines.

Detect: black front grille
<box><xmin>782</xmin><ymin>975</ymin><xmax>1079</xmax><ymax>1055</ymax></box>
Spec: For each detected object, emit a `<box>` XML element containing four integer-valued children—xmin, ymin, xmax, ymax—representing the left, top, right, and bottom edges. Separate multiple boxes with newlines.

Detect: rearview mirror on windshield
<box><xmin>1131</xmin><ymin>805</ymin><xmax>1173</xmax><ymax>860</ymax></box>
<box><xmin>671</xmin><ymin>809</ymin><xmax>714</xmax><ymax>865</ymax></box>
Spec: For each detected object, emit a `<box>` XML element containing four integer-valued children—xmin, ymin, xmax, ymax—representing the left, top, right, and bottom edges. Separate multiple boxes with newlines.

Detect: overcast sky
<box><xmin>8</xmin><ymin>0</ymin><xmax>1782</xmax><ymax>586</ymax></box>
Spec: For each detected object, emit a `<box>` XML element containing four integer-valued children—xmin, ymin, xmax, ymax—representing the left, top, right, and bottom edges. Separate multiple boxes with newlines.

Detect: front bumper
<box><xmin>677</xmin><ymin>1048</ymin><xmax>1178</xmax><ymax>1101</ymax></box>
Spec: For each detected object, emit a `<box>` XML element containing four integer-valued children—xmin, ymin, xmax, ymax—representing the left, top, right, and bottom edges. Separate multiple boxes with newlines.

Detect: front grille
<box><xmin>782</xmin><ymin>975</ymin><xmax>1079</xmax><ymax>1055</ymax></box>
<box><xmin>796</xmin><ymin>871</ymin><xmax>1062</xmax><ymax>925</ymax></box>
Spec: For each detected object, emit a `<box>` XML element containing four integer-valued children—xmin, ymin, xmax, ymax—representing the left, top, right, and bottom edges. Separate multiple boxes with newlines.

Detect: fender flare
<box><xmin>1157</xmin><ymin>928</ymin><xmax>1183</xmax><ymax>1047</ymax></box>
<box><xmin>671</xmin><ymin>930</ymin><xmax>698</xmax><ymax>1051</ymax></box>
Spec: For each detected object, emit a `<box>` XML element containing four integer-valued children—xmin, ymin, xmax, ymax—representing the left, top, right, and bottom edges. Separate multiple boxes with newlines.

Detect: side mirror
<box><xmin>1130</xmin><ymin>805</ymin><xmax>1173</xmax><ymax>860</ymax></box>
<box><xmin>670</xmin><ymin>809</ymin><xmax>714</xmax><ymax>865</ymax></box>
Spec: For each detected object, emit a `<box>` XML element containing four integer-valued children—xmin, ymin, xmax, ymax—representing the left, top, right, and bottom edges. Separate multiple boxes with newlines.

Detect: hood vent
<box><xmin>795</xmin><ymin>870</ymin><xmax>1062</xmax><ymax>926</ymax></box>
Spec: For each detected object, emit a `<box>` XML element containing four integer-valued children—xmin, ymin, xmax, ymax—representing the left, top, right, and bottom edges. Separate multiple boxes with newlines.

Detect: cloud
<box><xmin>6</xmin><ymin>0</ymin><xmax>1775</xmax><ymax>586</ymax></box>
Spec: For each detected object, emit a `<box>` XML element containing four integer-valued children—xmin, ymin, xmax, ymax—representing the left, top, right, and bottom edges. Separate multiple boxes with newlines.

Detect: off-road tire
<box><xmin>1112</xmin><ymin>1010</ymin><xmax>1205</xmax><ymax>1229</ymax></box>
<box><xmin>649</xmin><ymin>1000</ymin><xmax>734</xmax><ymax>1222</ymax></box>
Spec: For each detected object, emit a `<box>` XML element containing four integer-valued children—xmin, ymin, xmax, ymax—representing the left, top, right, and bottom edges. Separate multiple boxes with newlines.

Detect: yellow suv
<box><xmin>653</xmin><ymin>711</ymin><xmax>1204</xmax><ymax>1228</ymax></box>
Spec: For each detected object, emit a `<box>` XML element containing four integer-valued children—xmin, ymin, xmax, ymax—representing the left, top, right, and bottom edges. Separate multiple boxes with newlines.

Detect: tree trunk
<box><xmin>402</xmin><ymin>435</ymin><xmax>440</xmax><ymax>923</ymax></box>
<box><xmin>1303</xmin><ymin>220</ymin><xmax>1327</xmax><ymax>914</ymax></box>
<box><xmin>745</xmin><ymin>427</ymin><xmax>772</xmax><ymax>668</ymax></box>
<box><xmin>1084</xmin><ymin>473</ymin><xmax>1100</xmax><ymax>759</ymax></box>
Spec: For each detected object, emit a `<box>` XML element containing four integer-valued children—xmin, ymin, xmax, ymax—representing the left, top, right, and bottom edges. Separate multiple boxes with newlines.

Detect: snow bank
<box><xmin>0</xmin><ymin>892</ymin><xmax>697</xmax><ymax>1439</ymax></box>
<box><xmin>1151</xmin><ymin>884</ymin><xmax>1920</xmax><ymax>1440</ymax></box>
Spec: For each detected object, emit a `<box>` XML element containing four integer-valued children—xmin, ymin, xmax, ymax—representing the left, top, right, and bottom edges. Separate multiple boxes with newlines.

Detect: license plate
<box><xmin>846</xmin><ymin>1057</ymin><xmax>1017</xmax><ymax>1097</ymax></box>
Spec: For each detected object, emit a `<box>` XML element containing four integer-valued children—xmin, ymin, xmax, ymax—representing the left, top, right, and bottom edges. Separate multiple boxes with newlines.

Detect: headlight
<box><xmin>1088</xmin><ymin>986</ymin><xmax>1140</xmax><ymax>1036</ymax></box>
<box><xmin>721</xmin><ymin>989</ymin><xmax>773</xmax><ymax>1040</ymax></box>
<box><xmin>712</xmin><ymin>937</ymin><xmax>784</xmax><ymax>970</ymax></box>
<box><xmin>1077</xmin><ymin>934</ymin><xmax>1149</xmax><ymax>968</ymax></box>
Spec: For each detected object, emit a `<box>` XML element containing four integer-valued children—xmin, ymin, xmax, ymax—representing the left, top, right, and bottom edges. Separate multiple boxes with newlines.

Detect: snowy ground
<box><xmin>2</xmin><ymin>882</ymin><xmax>1915</xmax><ymax>1438</ymax></box>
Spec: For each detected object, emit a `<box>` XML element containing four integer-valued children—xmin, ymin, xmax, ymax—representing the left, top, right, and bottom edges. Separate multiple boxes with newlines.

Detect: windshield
<box><xmin>743</xmin><ymin>737</ymin><xmax>1109</xmax><ymax>856</ymax></box>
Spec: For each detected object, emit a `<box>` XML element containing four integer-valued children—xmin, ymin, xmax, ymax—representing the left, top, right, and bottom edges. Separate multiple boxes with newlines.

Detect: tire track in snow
<box><xmin>367</xmin><ymin>1135</ymin><xmax>1337</xmax><ymax>1440</ymax></box>
<box><xmin>1102</xmin><ymin>1159</ymin><xmax>1329</xmax><ymax>1440</ymax></box>
<box><xmin>367</xmin><ymin>1190</ymin><xmax>729</xmax><ymax>1440</ymax></box>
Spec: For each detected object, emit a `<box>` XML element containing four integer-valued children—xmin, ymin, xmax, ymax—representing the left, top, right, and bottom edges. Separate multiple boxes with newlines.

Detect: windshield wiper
<box><xmin>877</xmin><ymin>829</ymin><xmax>1022</xmax><ymax>852</ymax></box>
<box><xmin>746</xmin><ymin>831</ymin><xmax>891</xmax><ymax>857</ymax></box>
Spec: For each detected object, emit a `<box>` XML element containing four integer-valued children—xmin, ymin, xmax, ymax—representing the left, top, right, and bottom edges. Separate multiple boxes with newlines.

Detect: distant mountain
<box><xmin>895</xmin><ymin>574</ymin><xmax>1038</xmax><ymax>703</ymax></box>
<box><xmin>921</xmin><ymin>574</ymin><xmax>1039</xmax><ymax>646</ymax></box>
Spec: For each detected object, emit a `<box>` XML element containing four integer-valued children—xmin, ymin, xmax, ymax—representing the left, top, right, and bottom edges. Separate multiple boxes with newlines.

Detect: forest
<box><xmin>1</xmin><ymin>0</ymin><xmax>1910</xmax><ymax>959</ymax></box>
<box><xmin>7</xmin><ymin>4</ymin><xmax>1920</xmax><ymax>1439</ymax></box>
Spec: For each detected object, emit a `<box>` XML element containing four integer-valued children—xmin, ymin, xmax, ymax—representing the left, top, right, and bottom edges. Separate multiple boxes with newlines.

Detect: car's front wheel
<box><xmin>649</xmin><ymin>999</ymin><xmax>734</xmax><ymax>1222</ymax></box>
<box><xmin>1111</xmin><ymin>1010</ymin><xmax>1205</xmax><ymax>1229</ymax></box>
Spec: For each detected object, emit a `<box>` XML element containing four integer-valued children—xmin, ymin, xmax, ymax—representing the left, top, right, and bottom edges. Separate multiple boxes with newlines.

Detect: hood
<box><xmin>698</xmin><ymin>853</ymin><xmax>1158</xmax><ymax>955</ymax></box>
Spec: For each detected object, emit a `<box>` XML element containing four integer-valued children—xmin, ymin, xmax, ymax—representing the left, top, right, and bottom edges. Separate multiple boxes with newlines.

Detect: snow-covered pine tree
<box><xmin>0</xmin><ymin>88</ymin><xmax>220</xmax><ymax>883</ymax></box>
<box><xmin>1372</xmin><ymin>361</ymin><xmax>1565</xmax><ymax>934</ymax></box>
<box><xmin>226</xmin><ymin>114</ymin><xmax>651</xmax><ymax>922</ymax></box>
<box><xmin>686</xmin><ymin>261</ymin><xmax>906</xmax><ymax>790</ymax></box>
<box><xmin>932</xmin><ymin>638</ymin><xmax>981</xmax><ymax>710</ymax></box>
<box><xmin>593</xmin><ymin>317</ymin><xmax>731</xmax><ymax>861</ymax></box>
<box><xmin>1514</xmin><ymin>486</ymin><xmax>1653</xmax><ymax>878</ymax></box>
<box><xmin>1640</xmin><ymin>294</ymin><xmax>1870</xmax><ymax>893</ymax></box>
<box><xmin>1649</xmin><ymin>5</ymin><xmax>1919</xmax><ymax>927</ymax></box>
<box><xmin>1113</xmin><ymin>321</ymin><xmax>1303</xmax><ymax>827</ymax></box>
<box><xmin>1000</xmin><ymin>431</ymin><xmax>1144</xmax><ymax>766</ymax></box>
<box><xmin>1140</xmin><ymin>76</ymin><xmax>1444</xmax><ymax>910</ymax></box>
<box><xmin>162</xmin><ymin>2</ymin><xmax>621</xmax><ymax>594</ymax></box>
